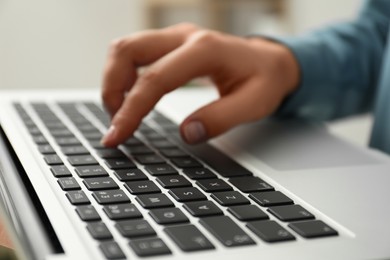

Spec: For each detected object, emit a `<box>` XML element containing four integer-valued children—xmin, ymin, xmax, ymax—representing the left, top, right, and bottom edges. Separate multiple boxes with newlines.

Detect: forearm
<box><xmin>275</xmin><ymin>0</ymin><xmax>390</xmax><ymax>121</ymax></box>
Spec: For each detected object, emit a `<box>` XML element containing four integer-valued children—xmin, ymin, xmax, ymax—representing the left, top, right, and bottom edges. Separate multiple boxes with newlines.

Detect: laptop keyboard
<box><xmin>13</xmin><ymin>102</ymin><xmax>338</xmax><ymax>259</ymax></box>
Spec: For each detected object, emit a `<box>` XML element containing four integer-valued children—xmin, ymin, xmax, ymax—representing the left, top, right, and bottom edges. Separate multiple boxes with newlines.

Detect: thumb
<box><xmin>180</xmin><ymin>81</ymin><xmax>278</xmax><ymax>144</ymax></box>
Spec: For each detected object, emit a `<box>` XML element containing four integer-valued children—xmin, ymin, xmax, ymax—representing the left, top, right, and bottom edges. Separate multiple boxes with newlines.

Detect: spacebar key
<box><xmin>200</xmin><ymin>216</ymin><xmax>255</xmax><ymax>247</ymax></box>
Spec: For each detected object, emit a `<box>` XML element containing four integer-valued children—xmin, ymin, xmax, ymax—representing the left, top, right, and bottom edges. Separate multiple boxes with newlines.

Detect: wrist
<box><xmin>275</xmin><ymin>43</ymin><xmax>300</xmax><ymax>95</ymax></box>
<box><xmin>247</xmin><ymin>37</ymin><xmax>300</xmax><ymax>97</ymax></box>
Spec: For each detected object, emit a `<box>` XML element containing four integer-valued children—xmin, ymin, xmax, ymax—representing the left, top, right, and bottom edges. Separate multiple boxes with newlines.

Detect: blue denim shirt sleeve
<box><xmin>275</xmin><ymin>0</ymin><xmax>390</xmax><ymax>121</ymax></box>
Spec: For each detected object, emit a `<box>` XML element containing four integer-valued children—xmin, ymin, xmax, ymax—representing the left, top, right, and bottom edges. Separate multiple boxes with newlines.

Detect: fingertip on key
<box><xmin>101</xmin><ymin>125</ymin><xmax>118</xmax><ymax>147</ymax></box>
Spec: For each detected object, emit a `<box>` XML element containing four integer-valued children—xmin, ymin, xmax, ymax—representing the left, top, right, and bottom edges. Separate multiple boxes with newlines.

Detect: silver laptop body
<box><xmin>0</xmin><ymin>88</ymin><xmax>389</xmax><ymax>260</ymax></box>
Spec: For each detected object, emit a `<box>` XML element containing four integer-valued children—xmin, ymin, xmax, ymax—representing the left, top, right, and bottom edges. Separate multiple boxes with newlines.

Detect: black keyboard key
<box><xmin>136</xmin><ymin>124</ymin><xmax>153</xmax><ymax>133</ymax></box>
<box><xmin>196</xmin><ymin>179</ymin><xmax>233</xmax><ymax>192</ymax></box>
<box><xmin>183</xmin><ymin>168</ymin><xmax>217</xmax><ymax>180</ymax></box>
<box><xmin>95</xmin><ymin>149</ymin><xmax>126</xmax><ymax>159</ymax></box>
<box><xmin>61</xmin><ymin>145</ymin><xmax>89</xmax><ymax>155</ymax></box>
<box><xmin>144</xmin><ymin>164</ymin><xmax>178</xmax><ymax>176</ymax></box>
<box><xmin>45</xmin><ymin>122</ymin><xmax>66</xmax><ymax>130</ymax></box>
<box><xmin>88</xmin><ymin>140</ymin><xmax>106</xmax><ymax>149</ymax></box>
<box><xmin>168</xmin><ymin>187</ymin><xmax>207</xmax><ymax>202</ymax></box>
<box><xmin>247</xmin><ymin>220</ymin><xmax>295</xmax><ymax>243</ymax></box>
<box><xmin>157</xmin><ymin>126</ymin><xmax>178</xmax><ymax>134</ymax></box>
<box><xmin>156</xmin><ymin>175</ymin><xmax>192</xmax><ymax>188</ymax></box>
<box><xmin>149</xmin><ymin>208</ymin><xmax>189</xmax><ymax>225</ymax></box>
<box><xmin>103</xmin><ymin>204</ymin><xmax>142</xmax><ymax>220</ymax></box>
<box><xmin>150</xmin><ymin>140</ymin><xmax>176</xmax><ymax>149</ymax></box>
<box><xmin>99</xmin><ymin>242</ymin><xmax>126</xmax><ymax>260</ymax></box>
<box><xmin>38</xmin><ymin>144</ymin><xmax>55</xmax><ymax>154</ymax></box>
<box><xmin>211</xmin><ymin>191</ymin><xmax>250</xmax><ymax>206</ymax></box>
<box><xmin>93</xmin><ymin>190</ymin><xmax>130</xmax><ymax>204</ymax></box>
<box><xmin>84</xmin><ymin>132</ymin><xmax>103</xmax><ymax>140</ymax></box>
<box><xmin>88</xmin><ymin>140</ymin><xmax>107</xmax><ymax>149</ymax></box>
<box><xmin>78</xmin><ymin>124</ymin><xmax>98</xmax><ymax>133</ymax></box>
<box><xmin>58</xmin><ymin>177</ymin><xmax>80</xmax><ymax>190</ymax></box>
<box><xmin>123</xmin><ymin>145</ymin><xmax>154</xmax><ymax>155</ymax></box>
<box><xmin>250</xmin><ymin>191</ymin><xmax>293</xmax><ymax>207</ymax></box>
<box><xmin>76</xmin><ymin>205</ymin><xmax>101</xmax><ymax>221</ymax></box>
<box><xmin>142</xmin><ymin>132</ymin><xmax>165</xmax><ymax>140</ymax></box>
<box><xmin>200</xmin><ymin>216</ymin><xmax>255</xmax><ymax>247</ymax></box>
<box><xmin>229</xmin><ymin>177</ymin><xmax>274</xmax><ymax>193</ymax></box>
<box><xmin>184</xmin><ymin>201</ymin><xmax>223</xmax><ymax>217</ymax></box>
<box><xmin>116</xmin><ymin>219</ymin><xmax>156</xmax><ymax>238</ymax></box>
<box><xmin>164</xmin><ymin>225</ymin><xmax>214</xmax><ymax>252</ymax></box>
<box><xmin>268</xmin><ymin>205</ymin><xmax>315</xmax><ymax>222</ymax></box>
<box><xmin>41</xmin><ymin>120</ymin><xmax>67</xmax><ymax>130</ymax></box>
<box><xmin>56</xmin><ymin>137</ymin><xmax>81</xmax><ymax>146</ymax></box>
<box><xmin>33</xmin><ymin>135</ymin><xmax>48</xmax><ymax>145</ymax></box>
<box><xmin>137</xmin><ymin>123</ymin><xmax>155</xmax><ymax>133</ymax></box>
<box><xmin>44</xmin><ymin>120</ymin><xmax>65</xmax><ymax>128</ymax></box>
<box><xmin>50</xmin><ymin>165</ymin><xmax>72</xmax><ymax>177</ymax></box>
<box><xmin>160</xmin><ymin>148</ymin><xmax>188</xmax><ymax>158</ymax></box>
<box><xmin>288</xmin><ymin>220</ymin><xmax>338</xmax><ymax>238</ymax></box>
<box><xmin>28</xmin><ymin>127</ymin><xmax>42</xmax><ymax>135</ymax></box>
<box><xmin>87</xmin><ymin>222</ymin><xmax>113</xmax><ymax>240</ymax></box>
<box><xmin>125</xmin><ymin>180</ymin><xmax>160</xmax><ymax>194</ymax></box>
<box><xmin>171</xmin><ymin>157</ymin><xmax>202</xmax><ymax>168</ymax></box>
<box><xmin>38</xmin><ymin>118</ymin><xmax>58</xmax><ymax>124</ymax></box>
<box><xmin>104</xmin><ymin>158</ymin><xmax>136</xmax><ymax>169</ymax></box>
<box><xmin>135</xmin><ymin>154</ymin><xmax>166</xmax><ymax>165</ymax></box>
<box><xmin>25</xmin><ymin>120</ymin><xmax>36</xmax><ymax>127</ymax></box>
<box><xmin>123</xmin><ymin>137</ymin><xmax>143</xmax><ymax>146</ymax></box>
<box><xmin>50</xmin><ymin>129</ymin><xmax>74</xmax><ymax>137</ymax></box>
<box><xmin>68</xmin><ymin>155</ymin><xmax>98</xmax><ymax>166</ymax></box>
<box><xmin>129</xmin><ymin>238</ymin><xmax>171</xmax><ymax>257</ymax></box>
<box><xmin>136</xmin><ymin>193</ymin><xmax>174</xmax><ymax>209</ymax></box>
<box><xmin>114</xmin><ymin>169</ymin><xmax>148</xmax><ymax>182</ymax></box>
<box><xmin>66</xmin><ymin>190</ymin><xmax>90</xmax><ymax>205</ymax></box>
<box><xmin>75</xmin><ymin>165</ymin><xmax>108</xmax><ymax>178</ymax></box>
<box><xmin>151</xmin><ymin>113</ymin><xmax>175</xmax><ymax>124</ymax></box>
<box><xmin>228</xmin><ymin>205</ymin><xmax>268</xmax><ymax>221</ymax></box>
<box><xmin>44</xmin><ymin>154</ymin><xmax>63</xmax><ymax>165</ymax></box>
<box><xmin>70</xmin><ymin>118</ymin><xmax>89</xmax><ymax>125</ymax></box>
<box><xmin>83</xmin><ymin>177</ymin><xmax>118</xmax><ymax>190</ymax></box>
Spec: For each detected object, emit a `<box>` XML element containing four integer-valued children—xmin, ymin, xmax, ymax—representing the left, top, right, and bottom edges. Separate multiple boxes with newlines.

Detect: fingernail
<box><xmin>183</xmin><ymin>121</ymin><xmax>207</xmax><ymax>144</ymax></box>
<box><xmin>101</xmin><ymin>125</ymin><xmax>117</xmax><ymax>146</ymax></box>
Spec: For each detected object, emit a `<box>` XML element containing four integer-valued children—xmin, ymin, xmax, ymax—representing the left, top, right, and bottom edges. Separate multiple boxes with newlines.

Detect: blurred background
<box><xmin>0</xmin><ymin>0</ymin><xmax>360</xmax><ymax>90</ymax></box>
<box><xmin>0</xmin><ymin>0</ymin><xmax>369</xmax><ymax>145</ymax></box>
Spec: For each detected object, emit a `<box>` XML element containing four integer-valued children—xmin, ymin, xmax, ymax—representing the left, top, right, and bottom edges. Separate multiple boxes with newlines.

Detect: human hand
<box><xmin>101</xmin><ymin>23</ymin><xmax>299</xmax><ymax>147</ymax></box>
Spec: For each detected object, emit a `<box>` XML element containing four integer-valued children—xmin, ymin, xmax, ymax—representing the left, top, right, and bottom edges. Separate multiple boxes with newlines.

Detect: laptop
<box><xmin>0</xmin><ymin>87</ymin><xmax>389</xmax><ymax>260</ymax></box>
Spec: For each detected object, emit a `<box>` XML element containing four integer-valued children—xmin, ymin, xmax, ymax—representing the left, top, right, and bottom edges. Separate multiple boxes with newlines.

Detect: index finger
<box><xmin>102</xmin><ymin>23</ymin><xmax>198</xmax><ymax>117</ymax></box>
<box><xmin>102</xmin><ymin>31</ymin><xmax>225</xmax><ymax>147</ymax></box>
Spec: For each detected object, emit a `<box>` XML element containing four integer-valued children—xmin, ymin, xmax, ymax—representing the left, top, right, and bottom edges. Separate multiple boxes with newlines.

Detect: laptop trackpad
<box><xmin>156</xmin><ymin>87</ymin><xmax>380</xmax><ymax>171</ymax></box>
<box><xmin>219</xmin><ymin>119</ymin><xmax>380</xmax><ymax>171</ymax></box>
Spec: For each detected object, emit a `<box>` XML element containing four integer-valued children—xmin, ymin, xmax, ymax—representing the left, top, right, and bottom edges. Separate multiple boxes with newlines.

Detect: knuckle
<box><xmin>109</xmin><ymin>37</ymin><xmax>131</xmax><ymax>56</ymax></box>
<box><xmin>188</xmin><ymin>30</ymin><xmax>220</xmax><ymax>47</ymax></box>
<box><xmin>138</xmin><ymin>69</ymin><xmax>161</xmax><ymax>87</ymax></box>
<box><xmin>175</xmin><ymin>22</ymin><xmax>200</xmax><ymax>32</ymax></box>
